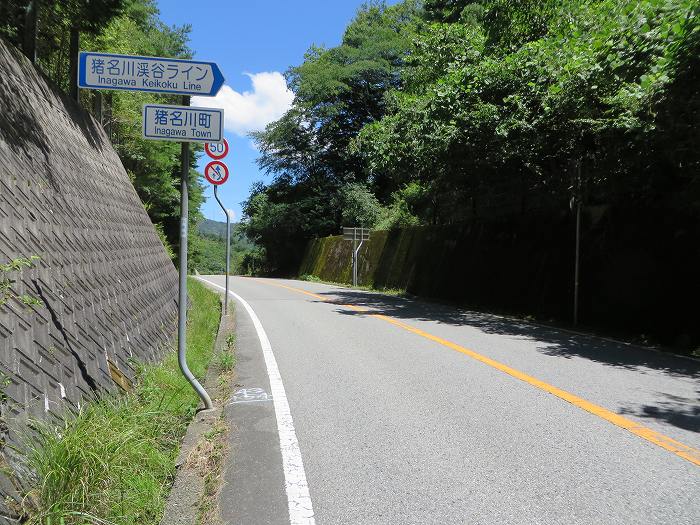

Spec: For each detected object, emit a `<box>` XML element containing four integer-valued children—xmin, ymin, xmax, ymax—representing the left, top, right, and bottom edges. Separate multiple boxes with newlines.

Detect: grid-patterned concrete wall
<box><xmin>0</xmin><ymin>40</ymin><xmax>179</xmax><ymax>521</ymax></box>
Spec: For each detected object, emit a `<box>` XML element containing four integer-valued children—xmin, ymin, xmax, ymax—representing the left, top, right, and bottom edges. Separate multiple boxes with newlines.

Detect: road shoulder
<box><xmin>160</xmin><ymin>294</ymin><xmax>236</xmax><ymax>525</ymax></box>
<box><xmin>216</xmin><ymin>283</ymin><xmax>290</xmax><ymax>525</ymax></box>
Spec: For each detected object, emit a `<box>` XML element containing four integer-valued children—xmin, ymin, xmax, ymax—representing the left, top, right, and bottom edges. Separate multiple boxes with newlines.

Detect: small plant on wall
<box><xmin>0</xmin><ymin>256</ymin><xmax>42</xmax><ymax>308</ymax></box>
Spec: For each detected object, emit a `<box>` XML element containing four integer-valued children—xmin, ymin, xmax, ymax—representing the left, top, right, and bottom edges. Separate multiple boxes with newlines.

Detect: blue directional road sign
<box><xmin>78</xmin><ymin>52</ymin><xmax>225</xmax><ymax>96</ymax></box>
<box><xmin>142</xmin><ymin>104</ymin><xmax>224</xmax><ymax>143</ymax></box>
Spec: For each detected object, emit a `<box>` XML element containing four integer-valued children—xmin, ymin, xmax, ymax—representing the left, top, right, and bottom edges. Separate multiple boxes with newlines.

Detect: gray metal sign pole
<box><xmin>178</xmin><ymin>96</ymin><xmax>213</xmax><ymax>410</ymax></box>
<box><xmin>213</xmin><ymin>185</ymin><xmax>230</xmax><ymax>315</ymax></box>
<box><xmin>344</xmin><ymin>226</ymin><xmax>369</xmax><ymax>287</ymax></box>
<box><xmin>77</xmin><ymin>51</ymin><xmax>221</xmax><ymax>410</ymax></box>
<box><xmin>227</xmin><ymin>211</ymin><xmax>232</xmax><ymax>300</ymax></box>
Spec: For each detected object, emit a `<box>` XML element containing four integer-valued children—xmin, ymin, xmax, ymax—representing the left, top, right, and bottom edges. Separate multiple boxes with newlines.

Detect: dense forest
<box><xmin>245</xmin><ymin>0</ymin><xmax>699</xmax><ymax>274</ymax></box>
<box><xmin>0</xmin><ymin>0</ymin><xmax>248</xmax><ymax>270</ymax></box>
<box><xmin>2</xmin><ymin>0</ymin><xmax>697</xmax><ymax>293</ymax></box>
<box><xmin>195</xmin><ymin>219</ymin><xmax>260</xmax><ymax>275</ymax></box>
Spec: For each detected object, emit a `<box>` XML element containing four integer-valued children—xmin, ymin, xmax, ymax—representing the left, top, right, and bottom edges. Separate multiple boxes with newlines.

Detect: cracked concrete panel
<box><xmin>0</xmin><ymin>39</ymin><xmax>178</xmax><ymax>524</ymax></box>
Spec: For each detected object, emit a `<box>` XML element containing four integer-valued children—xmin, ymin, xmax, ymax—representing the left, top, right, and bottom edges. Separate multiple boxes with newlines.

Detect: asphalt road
<box><xmin>199</xmin><ymin>275</ymin><xmax>700</xmax><ymax>525</ymax></box>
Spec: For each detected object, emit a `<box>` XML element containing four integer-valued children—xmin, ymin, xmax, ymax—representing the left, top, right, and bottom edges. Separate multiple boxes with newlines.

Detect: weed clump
<box><xmin>20</xmin><ymin>278</ymin><xmax>221</xmax><ymax>525</ymax></box>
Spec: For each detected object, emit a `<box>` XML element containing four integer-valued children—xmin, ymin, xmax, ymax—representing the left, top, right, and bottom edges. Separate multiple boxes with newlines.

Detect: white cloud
<box><xmin>192</xmin><ymin>72</ymin><xmax>293</xmax><ymax>137</ymax></box>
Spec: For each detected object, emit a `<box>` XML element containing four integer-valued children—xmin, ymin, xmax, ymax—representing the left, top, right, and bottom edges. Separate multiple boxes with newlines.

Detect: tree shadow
<box><xmin>0</xmin><ymin>41</ymin><xmax>107</xmax><ymax>192</ymax></box>
<box><xmin>619</xmin><ymin>392</ymin><xmax>700</xmax><ymax>433</ymax></box>
<box><xmin>314</xmin><ymin>288</ymin><xmax>700</xmax><ymax>378</ymax></box>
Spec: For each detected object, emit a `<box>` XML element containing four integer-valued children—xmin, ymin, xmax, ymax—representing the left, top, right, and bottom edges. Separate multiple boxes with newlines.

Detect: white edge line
<box><xmin>198</xmin><ymin>278</ymin><xmax>315</xmax><ymax>525</ymax></box>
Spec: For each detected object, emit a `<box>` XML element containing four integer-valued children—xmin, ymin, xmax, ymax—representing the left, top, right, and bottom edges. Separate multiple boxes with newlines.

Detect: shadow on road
<box><xmin>619</xmin><ymin>391</ymin><xmax>700</xmax><ymax>433</ymax></box>
<box><xmin>314</xmin><ymin>288</ymin><xmax>700</xmax><ymax>379</ymax></box>
<box><xmin>312</xmin><ymin>288</ymin><xmax>700</xmax><ymax>433</ymax></box>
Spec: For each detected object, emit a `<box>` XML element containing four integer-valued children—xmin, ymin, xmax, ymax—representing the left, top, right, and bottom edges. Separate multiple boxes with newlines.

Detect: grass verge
<box><xmin>19</xmin><ymin>277</ymin><xmax>221</xmax><ymax>525</ymax></box>
<box><xmin>189</xmin><ymin>419</ymin><xmax>228</xmax><ymax>525</ymax></box>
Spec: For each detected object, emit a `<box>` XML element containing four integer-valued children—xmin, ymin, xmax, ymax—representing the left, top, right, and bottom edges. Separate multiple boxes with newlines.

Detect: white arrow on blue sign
<box><xmin>78</xmin><ymin>52</ymin><xmax>225</xmax><ymax>97</ymax></box>
<box><xmin>142</xmin><ymin>104</ymin><xmax>224</xmax><ymax>143</ymax></box>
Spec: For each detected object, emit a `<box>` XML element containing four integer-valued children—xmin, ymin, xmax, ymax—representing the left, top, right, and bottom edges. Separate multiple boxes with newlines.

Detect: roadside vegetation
<box><xmin>19</xmin><ymin>278</ymin><xmax>220</xmax><ymax>525</ymax></box>
<box><xmin>299</xmin><ymin>274</ymin><xmax>406</xmax><ymax>296</ymax></box>
<box><xmin>193</xmin><ymin>332</ymin><xmax>236</xmax><ymax>525</ymax></box>
<box><xmin>1</xmin><ymin>0</ymin><xmax>262</xmax><ymax>270</ymax></box>
<box><xmin>244</xmin><ymin>0</ymin><xmax>699</xmax><ymax>274</ymax></box>
<box><xmin>0</xmin><ymin>256</ymin><xmax>41</xmax><ymax>308</ymax></box>
<box><xmin>194</xmin><ymin>219</ymin><xmax>260</xmax><ymax>276</ymax></box>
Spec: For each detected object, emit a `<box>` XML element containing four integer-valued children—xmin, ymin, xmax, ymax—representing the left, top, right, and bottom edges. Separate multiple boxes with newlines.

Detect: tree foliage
<box><xmin>245</xmin><ymin>1</ymin><xmax>422</xmax><ymax>273</ymax></box>
<box><xmin>246</xmin><ymin>0</ymin><xmax>699</xmax><ymax>273</ymax></box>
<box><xmin>192</xmin><ymin>220</ymin><xmax>258</xmax><ymax>275</ymax></box>
<box><xmin>1</xmin><ymin>0</ymin><xmax>208</xmax><ymax>269</ymax></box>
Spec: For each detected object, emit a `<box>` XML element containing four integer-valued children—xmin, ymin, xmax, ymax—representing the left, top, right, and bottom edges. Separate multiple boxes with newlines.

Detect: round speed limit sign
<box><xmin>204</xmin><ymin>160</ymin><xmax>229</xmax><ymax>185</ymax></box>
<box><xmin>205</xmin><ymin>139</ymin><xmax>229</xmax><ymax>160</ymax></box>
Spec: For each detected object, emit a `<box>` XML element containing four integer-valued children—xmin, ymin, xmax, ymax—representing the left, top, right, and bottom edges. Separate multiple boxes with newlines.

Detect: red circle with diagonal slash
<box><xmin>204</xmin><ymin>160</ymin><xmax>229</xmax><ymax>185</ymax></box>
<box><xmin>205</xmin><ymin>139</ymin><xmax>229</xmax><ymax>160</ymax></box>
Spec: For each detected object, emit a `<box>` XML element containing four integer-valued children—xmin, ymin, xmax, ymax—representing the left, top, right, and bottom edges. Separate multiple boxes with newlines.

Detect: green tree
<box><xmin>339</xmin><ymin>183</ymin><xmax>382</xmax><ymax>227</ymax></box>
<box><xmin>356</xmin><ymin>0</ymin><xmax>699</xmax><ymax>221</ymax></box>
<box><xmin>245</xmin><ymin>0</ymin><xmax>698</xmax><ymax>273</ymax></box>
<box><xmin>246</xmin><ymin>1</ymin><xmax>422</xmax><ymax>272</ymax></box>
<box><xmin>423</xmin><ymin>0</ymin><xmax>482</xmax><ymax>23</ymax></box>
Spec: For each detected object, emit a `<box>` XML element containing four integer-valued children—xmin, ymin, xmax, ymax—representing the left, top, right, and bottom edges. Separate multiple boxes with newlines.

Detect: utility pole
<box><xmin>573</xmin><ymin>161</ymin><xmax>582</xmax><ymax>326</ymax></box>
<box><xmin>23</xmin><ymin>0</ymin><xmax>38</xmax><ymax>63</ymax></box>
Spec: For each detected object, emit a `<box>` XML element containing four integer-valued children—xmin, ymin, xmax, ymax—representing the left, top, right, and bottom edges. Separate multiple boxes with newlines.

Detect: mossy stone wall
<box><xmin>299</xmin><ymin>207</ymin><xmax>699</xmax><ymax>349</ymax></box>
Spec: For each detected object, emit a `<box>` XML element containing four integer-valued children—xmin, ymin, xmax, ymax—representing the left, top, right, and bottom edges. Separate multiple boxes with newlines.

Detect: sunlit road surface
<box><xmin>200</xmin><ymin>276</ymin><xmax>699</xmax><ymax>525</ymax></box>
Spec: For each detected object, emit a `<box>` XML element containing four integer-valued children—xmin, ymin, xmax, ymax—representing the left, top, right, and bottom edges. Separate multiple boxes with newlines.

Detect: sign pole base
<box><xmin>213</xmin><ymin>185</ymin><xmax>230</xmax><ymax>315</ymax></box>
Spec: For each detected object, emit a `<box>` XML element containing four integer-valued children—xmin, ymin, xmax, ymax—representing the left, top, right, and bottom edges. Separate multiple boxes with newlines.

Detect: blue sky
<box><xmin>156</xmin><ymin>0</ymin><xmax>398</xmax><ymax>223</ymax></box>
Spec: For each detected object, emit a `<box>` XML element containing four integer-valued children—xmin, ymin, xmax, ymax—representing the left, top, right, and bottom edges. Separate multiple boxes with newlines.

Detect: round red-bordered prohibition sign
<box><xmin>205</xmin><ymin>138</ymin><xmax>229</xmax><ymax>160</ymax></box>
<box><xmin>204</xmin><ymin>160</ymin><xmax>229</xmax><ymax>185</ymax></box>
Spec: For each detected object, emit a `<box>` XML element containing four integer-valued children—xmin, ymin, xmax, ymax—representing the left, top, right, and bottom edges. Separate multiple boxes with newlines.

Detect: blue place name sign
<box><xmin>78</xmin><ymin>52</ymin><xmax>224</xmax><ymax>97</ymax></box>
<box><xmin>142</xmin><ymin>104</ymin><xmax>224</xmax><ymax>143</ymax></box>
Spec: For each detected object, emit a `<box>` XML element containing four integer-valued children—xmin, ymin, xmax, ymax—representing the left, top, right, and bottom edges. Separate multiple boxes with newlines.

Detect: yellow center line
<box><xmin>253</xmin><ymin>279</ymin><xmax>700</xmax><ymax>467</ymax></box>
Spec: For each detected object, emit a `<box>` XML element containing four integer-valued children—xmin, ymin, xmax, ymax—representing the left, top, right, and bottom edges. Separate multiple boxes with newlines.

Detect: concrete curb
<box><xmin>160</xmin><ymin>294</ymin><xmax>236</xmax><ymax>525</ymax></box>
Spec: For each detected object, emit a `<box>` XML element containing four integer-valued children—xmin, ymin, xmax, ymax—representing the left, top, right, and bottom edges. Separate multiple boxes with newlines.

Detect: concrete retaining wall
<box><xmin>0</xmin><ymin>39</ymin><xmax>179</xmax><ymax>522</ymax></box>
<box><xmin>300</xmin><ymin>207</ymin><xmax>699</xmax><ymax>349</ymax></box>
